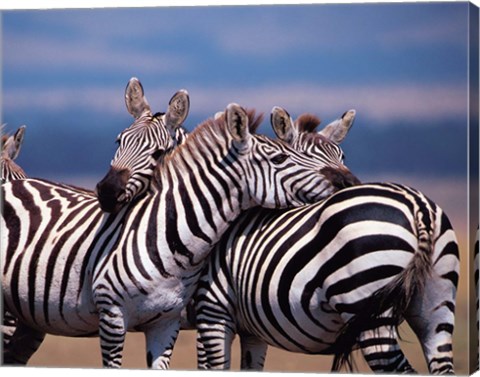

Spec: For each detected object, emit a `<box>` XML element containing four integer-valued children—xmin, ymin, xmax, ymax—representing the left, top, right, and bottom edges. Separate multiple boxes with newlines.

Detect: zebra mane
<box><xmin>295</xmin><ymin>114</ymin><xmax>321</xmax><ymax>133</ymax></box>
<box><xmin>245</xmin><ymin>109</ymin><xmax>264</xmax><ymax>133</ymax></box>
<box><xmin>214</xmin><ymin>108</ymin><xmax>264</xmax><ymax>133</ymax></box>
<box><xmin>153</xmin><ymin>109</ymin><xmax>263</xmax><ymax>185</ymax></box>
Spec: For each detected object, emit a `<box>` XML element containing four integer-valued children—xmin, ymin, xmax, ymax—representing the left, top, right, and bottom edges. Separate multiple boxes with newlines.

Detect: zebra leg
<box><xmin>98</xmin><ymin>307</ymin><xmax>127</xmax><ymax>368</ymax></box>
<box><xmin>196</xmin><ymin>330</ymin><xmax>207</xmax><ymax>368</ymax></box>
<box><xmin>195</xmin><ymin>254</ymin><xmax>237</xmax><ymax>369</ymax></box>
<box><xmin>3</xmin><ymin>322</ymin><xmax>45</xmax><ymax>365</ymax></box>
<box><xmin>405</xmin><ymin>278</ymin><xmax>456</xmax><ymax>374</ymax></box>
<box><xmin>358</xmin><ymin>321</ymin><xmax>416</xmax><ymax>374</ymax></box>
<box><xmin>239</xmin><ymin>333</ymin><xmax>268</xmax><ymax>370</ymax></box>
<box><xmin>144</xmin><ymin>319</ymin><xmax>180</xmax><ymax>369</ymax></box>
<box><xmin>196</xmin><ymin>320</ymin><xmax>236</xmax><ymax>369</ymax></box>
<box><xmin>405</xmin><ymin>221</ymin><xmax>458</xmax><ymax>376</ymax></box>
<box><xmin>2</xmin><ymin>310</ymin><xmax>18</xmax><ymax>347</ymax></box>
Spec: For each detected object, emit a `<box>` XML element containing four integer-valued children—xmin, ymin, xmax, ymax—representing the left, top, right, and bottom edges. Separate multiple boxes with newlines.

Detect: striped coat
<box><xmin>194</xmin><ymin>110</ymin><xmax>459</xmax><ymax>374</ymax></box>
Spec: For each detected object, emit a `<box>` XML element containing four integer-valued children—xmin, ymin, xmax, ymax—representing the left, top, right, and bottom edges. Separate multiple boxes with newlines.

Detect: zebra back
<box><xmin>96</xmin><ymin>77</ymin><xmax>190</xmax><ymax>213</ymax></box>
<box><xmin>1</xmin><ymin>125</ymin><xmax>27</xmax><ymax>182</ymax></box>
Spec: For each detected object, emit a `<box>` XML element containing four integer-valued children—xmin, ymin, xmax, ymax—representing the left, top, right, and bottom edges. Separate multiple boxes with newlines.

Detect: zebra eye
<box><xmin>152</xmin><ymin>149</ymin><xmax>164</xmax><ymax>161</ymax></box>
<box><xmin>271</xmin><ymin>153</ymin><xmax>289</xmax><ymax>165</ymax></box>
<box><xmin>341</xmin><ymin>152</ymin><xmax>346</xmax><ymax>162</ymax></box>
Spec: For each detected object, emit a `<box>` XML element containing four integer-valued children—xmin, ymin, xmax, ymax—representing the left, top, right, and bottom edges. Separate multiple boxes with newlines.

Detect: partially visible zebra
<box><xmin>1</xmin><ymin>125</ymin><xmax>28</xmax><ymax>349</ymax></box>
<box><xmin>1</xmin><ymin>78</ymin><xmax>190</xmax><ymax>365</ymax></box>
<box><xmin>1</xmin><ymin>125</ymin><xmax>27</xmax><ymax>182</ymax></box>
<box><xmin>96</xmin><ymin>77</ymin><xmax>189</xmax><ymax>213</ymax></box>
<box><xmin>194</xmin><ymin>108</ymin><xmax>459</xmax><ymax>374</ymax></box>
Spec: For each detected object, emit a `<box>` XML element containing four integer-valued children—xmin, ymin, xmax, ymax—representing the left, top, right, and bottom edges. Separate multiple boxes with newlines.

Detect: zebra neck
<box><xmin>150</xmin><ymin>137</ymin><xmax>251</xmax><ymax>266</ymax></box>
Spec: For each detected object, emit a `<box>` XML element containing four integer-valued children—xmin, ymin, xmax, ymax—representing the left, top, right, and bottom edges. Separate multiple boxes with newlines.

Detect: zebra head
<box><xmin>96</xmin><ymin>77</ymin><xmax>190</xmax><ymax>213</ymax></box>
<box><xmin>225</xmin><ymin>104</ymin><xmax>355</xmax><ymax>208</ymax></box>
<box><xmin>1</xmin><ymin>125</ymin><xmax>27</xmax><ymax>182</ymax></box>
<box><xmin>271</xmin><ymin>107</ymin><xmax>360</xmax><ymax>190</ymax></box>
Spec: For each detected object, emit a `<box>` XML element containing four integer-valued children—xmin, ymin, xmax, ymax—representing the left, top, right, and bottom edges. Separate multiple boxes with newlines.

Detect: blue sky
<box><xmin>1</xmin><ymin>2</ymin><xmax>474</xmax><ymax>181</ymax></box>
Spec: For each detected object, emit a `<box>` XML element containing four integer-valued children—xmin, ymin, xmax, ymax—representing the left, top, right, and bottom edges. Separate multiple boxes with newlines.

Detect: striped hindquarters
<box><xmin>195</xmin><ymin>182</ymin><xmax>459</xmax><ymax>374</ymax></box>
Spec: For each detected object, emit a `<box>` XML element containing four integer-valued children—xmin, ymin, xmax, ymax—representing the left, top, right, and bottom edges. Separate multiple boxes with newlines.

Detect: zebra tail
<box><xmin>331</xmin><ymin>207</ymin><xmax>434</xmax><ymax>372</ymax></box>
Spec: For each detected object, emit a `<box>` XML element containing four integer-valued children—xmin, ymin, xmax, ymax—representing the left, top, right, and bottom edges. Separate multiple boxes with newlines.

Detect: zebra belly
<box><xmin>2</xmin><ymin>213</ymin><xmax>108</xmax><ymax>336</ymax></box>
<box><xmin>2</xmin><ymin>236</ymin><xmax>104</xmax><ymax>336</ymax></box>
<box><xmin>3</xmin><ymin>259</ymin><xmax>100</xmax><ymax>336</ymax></box>
<box><xmin>236</xmin><ymin>258</ymin><xmax>344</xmax><ymax>354</ymax></box>
<box><xmin>1</xmin><ymin>179</ymin><xmax>138</xmax><ymax>337</ymax></box>
<box><xmin>93</xmin><ymin>257</ymin><xmax>201</xmax><ymax>332</ymax></box>
<box><xmin>239</xmin><ymin>303</ymin><xmax>343</xmax><ymax>354</ymax></box>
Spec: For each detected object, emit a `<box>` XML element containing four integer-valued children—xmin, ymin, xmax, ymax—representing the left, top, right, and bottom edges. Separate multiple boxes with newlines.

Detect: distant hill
<box><xmin>9</xmin><ymin>111</ymin><xmax>469</xmax><ymax>181</ymax></box>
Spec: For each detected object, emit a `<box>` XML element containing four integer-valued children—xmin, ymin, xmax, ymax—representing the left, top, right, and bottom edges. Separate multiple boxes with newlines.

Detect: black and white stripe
<box><xmin>1</xmin><ymin>78</ymin><xmax>189</xmax><ymax>365</ymax></box>
<box><xmin>1</xmin><ymin>125</ymin><xmax>28</xmax><ymax>351</ymax></box>
<box><xmin>194</xmin><ymin>111</ymin><xmax>459</xmax><ymax>374</ymax></box>
<box><xmin>2</xmin><ymin>103</ymin><xmax>357</xmax><ymax>369</ymax></box>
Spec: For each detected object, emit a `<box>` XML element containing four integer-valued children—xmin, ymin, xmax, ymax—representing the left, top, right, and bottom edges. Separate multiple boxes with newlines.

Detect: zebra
<box><xmin>2</xmin><ymin>101</ymin><xmax>359</xmax><ymax>369</ymax></box>
<box><xmin>1</xmin><ymin>125</ymin><xmax>27</xmax><ymax>182</ymax></box>
<box><xmin>1</xmin><ymin>77</ymin><xmax>190</xmax><ymax>365</ymax></box>
<box><xmin>194</xmin><ymin>108</ymin><xmax>459</xmax><ymax>374</ymax></box>
<box><xmin>1</xmin><ymin>125</ymin><xmax>28</xmax><ymax>349</ymax></box>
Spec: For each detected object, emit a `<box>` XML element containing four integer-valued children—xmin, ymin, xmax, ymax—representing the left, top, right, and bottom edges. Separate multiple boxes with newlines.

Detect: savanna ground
<box><xmin>8</xmin><ymin>176</ymin><xmax>480</xmax><ymax>374</ymax></box>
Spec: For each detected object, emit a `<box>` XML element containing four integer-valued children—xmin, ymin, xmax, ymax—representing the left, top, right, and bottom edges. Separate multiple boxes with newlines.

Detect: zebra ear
<box><xmin>271</xmin><ymin>106</ymin><xmax>296</xmax><ymax>145</ymax></box>
<box><xmin>5</xmin><ymin>126</ymin><xmax>26</xmax><ymax>160</ymax></box>
<box><xmin>125</xmin><ymin>77</ymin><xmax>152</xmax><ymax>119</ymax></box>
<box><xmin>226</xmin><ymin>103</ymin><xmax>250</xmax><ymax>143</ymax></box>
<box><xmin>318</xmin><ymin>109</ymin><xmax>356</xmax><ymax>144</ymax></box>
<box><xmin>165</xmin><ymin>89</ymin><xmax>190</xmax><ymax>131</ymax></box>
<box><xmin>214</xmin><ymin>111</ymin><xmax>225</xmax><ymax>121</ymax></box>
<box><xmin>13</xmin><ymin>126</ymin><xmax>26</xmax><ymax>159</ymax></box>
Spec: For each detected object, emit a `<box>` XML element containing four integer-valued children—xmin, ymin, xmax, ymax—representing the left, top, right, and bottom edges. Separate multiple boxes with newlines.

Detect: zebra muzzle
<box><xmin>320</xmin><ymin>166</ymin><xmax>361</xmax><ymax>190</ymax></box>
<box><xmin>96</xmin><ymin>167</ymin><xmax>130</xmax><ymax>213</ymax></box>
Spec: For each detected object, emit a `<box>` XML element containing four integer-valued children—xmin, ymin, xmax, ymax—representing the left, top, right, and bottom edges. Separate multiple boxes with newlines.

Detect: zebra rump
<box><xmin>331</xmin><ymin>190</ymin><xmax>455</xmax><ymax>372</ymax></box>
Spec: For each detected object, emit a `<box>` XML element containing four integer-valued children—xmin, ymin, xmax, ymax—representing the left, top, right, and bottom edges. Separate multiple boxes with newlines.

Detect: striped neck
<box><xmin>148</xmin><ymin>118</ymin><xmax>252</xmax><ymax>266</ymax></box>
<box><xmin>154</xmin><ymin>116</ymin><xmax>250</xmax><ymax>206</ymax></box>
